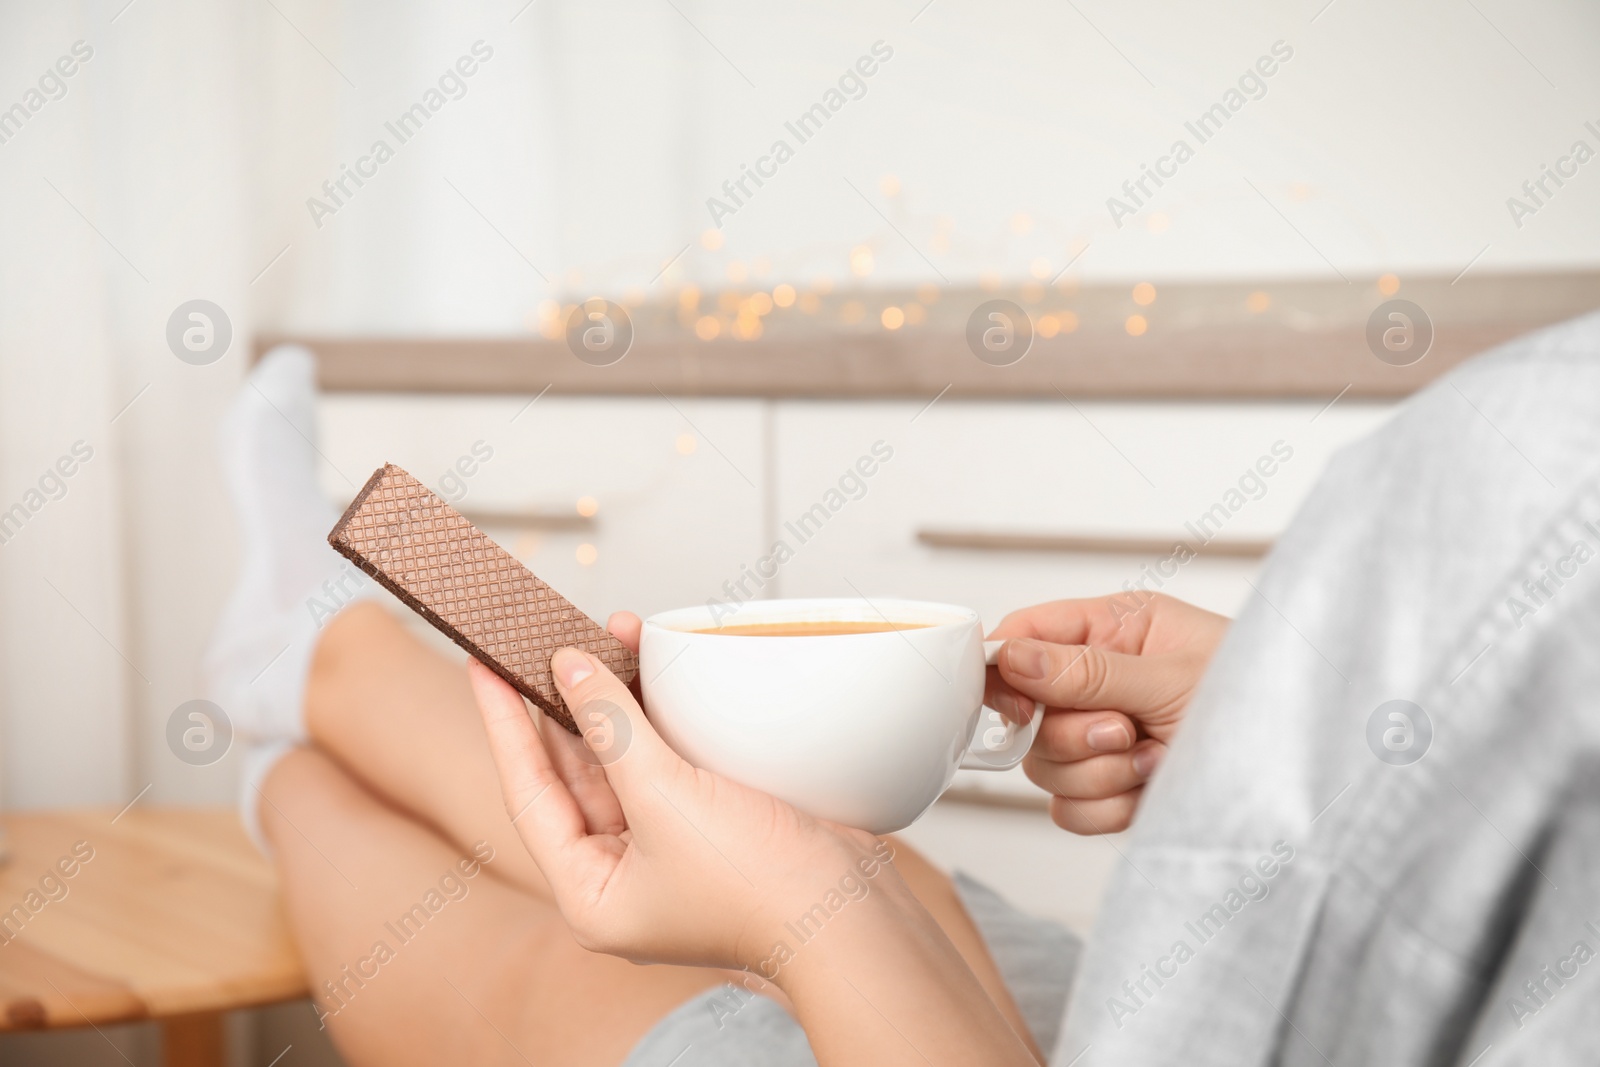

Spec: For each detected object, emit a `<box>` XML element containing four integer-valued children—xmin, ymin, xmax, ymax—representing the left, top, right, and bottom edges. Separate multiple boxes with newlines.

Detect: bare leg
<box><xmin>260</xmin><ymin>746</ymin><xmax>725</xmax><ymax>1066</ymax></box>
<box><xmin>304</xmin><ymin>602</ymin><xmax>1042</xmax><ymax>1057</ymax></box>
<box><xmin>888</xmin><ymin>843</ymin><xmax>1041</xmax><ymax>1058</ymax></box>
<box><xmin>304</xmin><ymin>603</ymin><xmax>554</xmax><ymax>896</ymax></box>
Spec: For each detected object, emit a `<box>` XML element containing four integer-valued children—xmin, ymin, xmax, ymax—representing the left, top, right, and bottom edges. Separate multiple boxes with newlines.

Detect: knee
<box><xmin>256</xmin><ymin>746</ymin><xmax>357</xmax><ymax>848</ymax></box>
<box><xmin>305</xmin><ymin>602</ymin><xmax>424</xmax><ymax>742</ymax></box>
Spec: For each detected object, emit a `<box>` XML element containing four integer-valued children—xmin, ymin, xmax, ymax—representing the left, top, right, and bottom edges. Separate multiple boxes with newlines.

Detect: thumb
<box><xmin>997</xmin><ymin>638</ymin><xmax>1194</xmax><ymax>736</ymax></box>
<box><xmin>549</xmin><ymin>646</ymin><xmax>679</xmax><ymax>798</ymax></box>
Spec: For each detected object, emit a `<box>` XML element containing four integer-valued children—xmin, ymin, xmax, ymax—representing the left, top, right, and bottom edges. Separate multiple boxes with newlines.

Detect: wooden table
<box><xmin>0</xmin><ymin>808</ymin><xmax>308</xmax><ymax>1066</ymax></box>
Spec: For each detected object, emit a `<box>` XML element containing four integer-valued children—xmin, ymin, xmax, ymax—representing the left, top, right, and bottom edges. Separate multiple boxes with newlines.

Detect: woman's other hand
<box><xmin>987</xmin><ymin>594</ymin><xmax>1228</xmax><ymax>834</ymax></box>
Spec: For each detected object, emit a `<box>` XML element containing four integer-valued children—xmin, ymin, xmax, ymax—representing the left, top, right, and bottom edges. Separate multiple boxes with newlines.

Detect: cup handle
<box><xmin>960</xmin><ymin>640</ymin><xmax>1043</xmax><ymax>771</ymax></box>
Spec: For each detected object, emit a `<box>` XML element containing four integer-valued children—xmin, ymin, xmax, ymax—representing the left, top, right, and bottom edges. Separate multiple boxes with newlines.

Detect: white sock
<box><xmin>204</xmin><ymin>344</ymin><xmax>375</xmax><ymax>742</ymax></box>
<box><xmin>239</xmin><ymin>739</ymin><xmax>297</xmax><ymax>857</ymax></box>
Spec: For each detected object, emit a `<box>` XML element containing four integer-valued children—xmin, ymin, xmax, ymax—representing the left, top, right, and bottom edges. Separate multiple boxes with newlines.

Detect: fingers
<box><xmin>983</xmin><ymin>670</ymin><xmax>1036</xmax><ymax>725</ymax></box>
<box><xmin>1024</xmin><ymin>741</ymin><xmax>1165</xmax><ymax>800</ymax></box>
<box><xmin>484</xmin><ymin>610</ymin><xmax>635</xmax><ymax>835</ymax></box>
<box><xmin>466</xmin><ymin>659</ymin><xmax>587</xmax><ymax>862</ymax></box>
<box><xmin>549</xmin><ymin>646</ymin><xmax>676</xmax><ymax>802</ymax></box>
<box><xmin>1049</xmin><ymin>790</ymin><xmax>1142</xmax><ymax>835</ymax></box>
<box><xmin>1024</xmin><ymin>707</ymin><xmax>1161</xmax><ymax>835</ymax></box>
<box><xmin>542</xmin><ymin>714</ymin><xmax>628</xmax><ymax>836</ymax></box>
<box><xmin>605</xmin><ymin>611</ymin><xmax>643</xmax><ymax>654</ymax></box>
<box><xmin>1032</xmin><ymin>709</ymin><xmax>1138</xmax><ymax>762</ymax></box>
<box><xmin>987</xmin><ymin>596</ymin><xmax>1153</xmax><ymax>653</ymax></box>
<box><xmin>998</xmin><ymin>639</ymin><xmax>1192</xmax><ymax>724</ymax></box>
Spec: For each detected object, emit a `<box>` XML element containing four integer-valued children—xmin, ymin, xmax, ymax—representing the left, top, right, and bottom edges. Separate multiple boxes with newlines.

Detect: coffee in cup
<box><xmin>691</xmin><ymin>620</ymin><xmax>930</xmax><ymax>637</ymax></box>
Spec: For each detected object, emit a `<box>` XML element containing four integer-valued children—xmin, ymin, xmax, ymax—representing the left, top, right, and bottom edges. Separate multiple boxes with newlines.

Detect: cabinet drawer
<box><xmin>766</xmin><ymin>398</ymin><xmax>1392</xmax><ymax>620</ymax></box>
<box><xmin>318</xmin><ymin>395</ymin><xmax>768</xmax><ymax>622</ymax></box>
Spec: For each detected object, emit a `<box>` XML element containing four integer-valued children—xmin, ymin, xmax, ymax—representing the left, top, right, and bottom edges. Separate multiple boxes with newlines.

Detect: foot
<box><xmin>204</xmin><ymin>345</ymin><xmax>373</xmax><ymax>742</ymax></box>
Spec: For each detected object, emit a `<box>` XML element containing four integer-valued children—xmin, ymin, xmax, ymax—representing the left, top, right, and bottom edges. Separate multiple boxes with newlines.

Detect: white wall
<box><xmin>250</xmin><ymin>0</ymin><xmax>1600</xmax><ymax>337</ymax></box>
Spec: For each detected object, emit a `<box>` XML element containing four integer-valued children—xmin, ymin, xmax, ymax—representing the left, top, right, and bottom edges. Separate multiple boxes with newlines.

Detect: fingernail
<box><xmin>1132</xmin><ymin>745</ymin><xmax>1164</xmax><ymax>778</ymax></box>
<box><xmin>1086</xmin><ymin>720</ymin><xmax>1131</xmax><ymax>752</ymax></box>
<box><xmin>552</xmin><ymin>648</ymin><xmax>594</xmax><ymax>687</ymax></box>
<box><xmin>998</xmin><ymin>692</ymin><xmax>1030</xmax><ymax>723</ymax></box>
<box><xmin>1006</xmin><ymin>639</ymin><xmax>1051</xmax><ymax>680</ymax></box>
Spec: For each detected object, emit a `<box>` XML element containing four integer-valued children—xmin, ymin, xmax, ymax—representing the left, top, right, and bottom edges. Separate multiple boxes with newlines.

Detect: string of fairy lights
<box><xmin>528</xmin><ymin>174</ymin><xmax>1402</xmax><ymax>344</ymax></box>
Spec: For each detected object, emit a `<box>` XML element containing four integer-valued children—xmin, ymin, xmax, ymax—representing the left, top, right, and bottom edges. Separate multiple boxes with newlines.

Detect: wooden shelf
<box><xmin>258</xmin><ymin>270</ymin><xmax>1600</xmax><ymax>399</ymax></box>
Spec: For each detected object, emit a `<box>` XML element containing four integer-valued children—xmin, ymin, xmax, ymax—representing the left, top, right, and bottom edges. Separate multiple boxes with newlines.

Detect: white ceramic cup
<box><xmin>639</xmin><ymin>597</ymin><xmax>1042</xmax><ymax>834</ymax></box>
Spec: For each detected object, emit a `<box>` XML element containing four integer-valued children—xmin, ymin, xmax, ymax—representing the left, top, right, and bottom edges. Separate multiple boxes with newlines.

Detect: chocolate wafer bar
<box><xmin>328</xmin><ymin>463</ymin><xmax>636</xmax><ymax>733</ymax></box>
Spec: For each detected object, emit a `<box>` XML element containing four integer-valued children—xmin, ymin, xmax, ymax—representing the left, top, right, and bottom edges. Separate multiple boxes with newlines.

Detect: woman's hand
<box><xmin>465</xmin><ymin>617</ymin><xmax>888</xmax><ymax>976</ymax></box>
<box><xmin>987</xmin><ymin>593</ymin><xmax>1228</xmax><ymax>834</ymax></box>
<box><xmin>470</xmin><ymin>613</ymin><xmax>1041</xmax><ymax>1066</ymax></box>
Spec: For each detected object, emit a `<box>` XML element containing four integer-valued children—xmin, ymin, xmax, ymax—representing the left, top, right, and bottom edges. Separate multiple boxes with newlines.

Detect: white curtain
<box><xmin>1</xmin><ymin>0</ymin><xmax>253</xmax><ymax>807</ymax></box>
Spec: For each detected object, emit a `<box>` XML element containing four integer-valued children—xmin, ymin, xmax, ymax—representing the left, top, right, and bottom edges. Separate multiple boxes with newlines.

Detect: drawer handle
<box><xmin>916</xmin><ymin>529</ymin><xmax>1271</xmax><ymax>558</ymax></box>
<box><xmin>460</xmin><ymin>509</ymin><xmax>597</xmax><ymax>531</ymax></box>
<box><xmin>334</xmin><ymin>495</ymin><xmax>599</xmax><ymax>532</ymax></box>
<box><xmin>939</xmin><ymin>786</ymin><xmax>1051</xmax><ymax>812</ymax></box>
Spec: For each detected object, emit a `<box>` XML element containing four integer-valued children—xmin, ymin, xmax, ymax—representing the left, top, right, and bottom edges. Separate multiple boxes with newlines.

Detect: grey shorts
<box><xmin>622</xmin><ymin>872</ymin><xmax>1081</xmax><ymax>1066</ymax></box>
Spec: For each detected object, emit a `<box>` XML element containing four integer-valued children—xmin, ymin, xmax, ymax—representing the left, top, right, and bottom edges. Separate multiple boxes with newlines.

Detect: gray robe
<box><xmin>1055</xmin><ymin>311</ymin><xmax>1600</xmax><ymax>1066</ymax></box>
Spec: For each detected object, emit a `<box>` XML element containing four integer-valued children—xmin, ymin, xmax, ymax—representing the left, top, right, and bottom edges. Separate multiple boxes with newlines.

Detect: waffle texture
<box><xmin>328</xmin><ymin>464</ymin><xmax>638</xmax><ymax>733</ymax></box>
